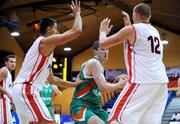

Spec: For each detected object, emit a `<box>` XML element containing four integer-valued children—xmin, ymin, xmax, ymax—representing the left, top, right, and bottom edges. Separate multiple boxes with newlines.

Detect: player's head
<box><xmin>39</xmin><ymin>18</ymin><xmax>59</xmax><ymax>36</ymax></box>
<box><xmin>133</xmin><ymin>3</ymin><xmax>151</xmax><ymax>23</ymax></box>
<box><xmin>4</xmin><ymin>55</ymin><xmax>16</xmax><ymax>72</ymax></box>
<box><xmin>92</xmin><ymin>41</ymin><xmax>109</xmax><ymax>62</ymax></box>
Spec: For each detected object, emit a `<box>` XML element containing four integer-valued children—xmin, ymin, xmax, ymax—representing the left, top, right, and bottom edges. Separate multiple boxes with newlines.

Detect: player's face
<box><xmin>97</xmin><ymin>48</ymin><xmax>109</xmax><ymax>62</ymax></box>
<box><xmin>5</xmin><ymin>58</ymin><xmax>16</xmax><ymax>72</ymax></box>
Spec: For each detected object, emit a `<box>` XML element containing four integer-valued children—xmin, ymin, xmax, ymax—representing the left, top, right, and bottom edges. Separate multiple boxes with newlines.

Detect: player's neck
<box><xmin>94</xmin><ymin>56</ymin><xmax>103</xmax><ymax>63</ymax></box>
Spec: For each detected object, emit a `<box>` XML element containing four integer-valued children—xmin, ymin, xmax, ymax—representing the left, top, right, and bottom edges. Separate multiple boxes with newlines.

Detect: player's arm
<box><xmin>122</xmin><ymin>11</ymin><xmax>131</xmax><ymax>26</ymax></box>
<box><xmin>0</xmin><ymin>86</ymin><xmax>14</xmax><ymax>103</ymax></box>
<box><xmin>48</xmin><ymin>69</ymin><xmax>83</xmax><ymax>88</ymax></box>
<box><xmin>99</xmin><ymin>18</ymin><xmax>135</xmax><ymax>48</ymax></box>
<box><xmin>88</xmin><ymin>60</ymin><xmax>126</xmax><ymax>93</ymax></box>
<box><xmin>40</xmin><ymin>0</ymin><xmax>82</xmax><ymax>56</ymax></box>
<box><xmin>52</xmin><ymin>85</ymin><xmax>62</xmax><ymax>96</ymax></box>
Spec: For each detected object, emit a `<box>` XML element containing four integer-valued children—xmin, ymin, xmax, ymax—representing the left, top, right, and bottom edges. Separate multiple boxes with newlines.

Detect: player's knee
<box><xmin>87</xmin><ymin>115</ymin><xmax>104</xmax><ymax>124</ymax></box>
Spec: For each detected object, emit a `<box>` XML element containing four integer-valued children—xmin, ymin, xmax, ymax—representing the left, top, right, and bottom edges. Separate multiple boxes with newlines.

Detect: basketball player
<box><xmin>70</xmin><ymin>41</ymin><xmax>127</xmax><ymax>124</ymax></box>
<box><xmin>99</xmin><ymin>3</ymin><xmax>169</xmax><ymax>124</ymax></box>
<box><xmin>40</xmin><ymin>80</ymin><xmax>61</xmax><ymax>122</ymax></box>
<box><xmin>11</xmin><ymin>0</ymin><xmax>83</xmax><ymax>124</ymax></box>
<box><xmin>176</xmin><ymin>77</ymin><xmax>180</xmax><ymax>97</ymax></box>
<box><xmin>0</xmin><ymin>54</ymin><xmax>16</xmax><ymax>124</ymax></box>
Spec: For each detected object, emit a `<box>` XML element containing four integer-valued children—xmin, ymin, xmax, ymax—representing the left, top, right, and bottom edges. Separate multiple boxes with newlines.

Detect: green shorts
<box><xmin>70</xmin><ymin>99</ymin><xmax>108</xmax><ymax>124</ymax></box>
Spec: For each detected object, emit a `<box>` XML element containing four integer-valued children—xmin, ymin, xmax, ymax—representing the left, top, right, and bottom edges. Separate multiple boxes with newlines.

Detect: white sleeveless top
<box><xmin>0</xmin><ymin>68</ymin><xmax>12</xmax><ymax>100</ymax></box>
<box><xmin>15</xmin><ymin>36</ymin><xmax>53</xmax><ymax>91</ymax></box>
<box><xmin>124</xmin><ymin>23</ymin><xmax>169</xmax><ymax>84</ymax></box>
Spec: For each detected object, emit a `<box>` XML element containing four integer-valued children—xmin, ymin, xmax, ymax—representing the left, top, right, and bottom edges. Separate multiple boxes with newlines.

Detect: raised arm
<box><xmin>40</xmin><ymin>0</ymin><xmax>82</xmax><ymax>56</ymax></box>
<box><xmin>99</xmin><ymin>18</ymin><xmax>135</xmax><ymax>48</ymax></box>
<box><xmin>47</xmin><ymin>69</ymin><xmax>83</xmax><ymax>88</ymax></box>
<box><xmin>122</xmin><ymin>11</ymin><xmax>131</xmax><ymax>26</ymax></box>
<box><xmin>88</xmin><ymin>60</ymin><xmax>126</xmax><ymax>93</ymax></box>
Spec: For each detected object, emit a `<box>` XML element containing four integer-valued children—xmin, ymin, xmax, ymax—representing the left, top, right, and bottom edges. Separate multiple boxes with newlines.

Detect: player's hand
<box><xmin>114</xmin><ymin>74</ymin><xmax>128</xmax><ymax>89</ymax></box>
<box><xmin>122</xmin><ymin>11</ymin><xmax>131</xmax><ymax>26</ymax></box>
<box><xmin>11</xmin><ymin>103</ymin><xmax>16</xmax><ymax>112</ymax></box>
<box><xmin>71</xmin><ymin>0</ymin><xmax>81</xmax><ymax>16</ymax></box>
<box><xmin>7</xmin><ymin>93</ymin><xmax>14</xmax><ymax>104</ymax></box>
<box><xmin>73</xmin><ymin>73</ymin><xmax>84</xmax><ymax>86</ymax></box>
<box><xmin>100</xmin><ymin>17</ymin><xmax>113</xmax><ymax>35</ymax></box>
<box><xmin>176</xmin><ymin>90</ymin><xmax>180</xmax><ymax>97</ymax></box>
<box><xmin>113</xmin><ymin>74</ymin><xmax>128</xmax><ymax>83</ymax></box>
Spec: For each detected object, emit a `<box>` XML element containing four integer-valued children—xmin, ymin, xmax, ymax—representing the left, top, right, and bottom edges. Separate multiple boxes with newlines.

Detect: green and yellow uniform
<box><xmin>70</xmin><ymin>58</ymin><xmax>108</xmax><ymax>124</ymax></box>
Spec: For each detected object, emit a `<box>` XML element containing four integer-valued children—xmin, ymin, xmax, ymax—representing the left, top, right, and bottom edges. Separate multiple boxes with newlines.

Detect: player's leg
<box><xmin>12</xmin><ymin>84</ymin><xmax>54</xmax><ymax>124</ymax></box>
<box><xmin>87</xmin><ymin>115</ymin><xmax>104</xmax><ymax>124</ymax></box>
<box><xmin>93</xmin><ymin>105</ymin><xmax>109</xmax><ymax>124</ymax></box>
<box><xmin>108</xmin><ymin>83</ymin><xmax>140</xmax><ymax>124</ymax></box>
<box><xmin>141</xmin><ymin>84</ymin><xmax>168</xmax><ymax>124</ymax></box>
<box><xmin>108</xmin><ymin>83</ymin><xmax>158</xmax><ymax>124</ymax></box>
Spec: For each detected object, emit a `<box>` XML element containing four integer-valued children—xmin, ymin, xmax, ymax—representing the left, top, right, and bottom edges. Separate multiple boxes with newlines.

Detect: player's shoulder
<box><xmin>88</xmin><ymin>58</ymin><xmax>100</xmax><ymax>65</ymax></box>
<box><xmin>0</xmin><ymin>67</ymin><xmax>8</xmax><ymax>73</ymax></box>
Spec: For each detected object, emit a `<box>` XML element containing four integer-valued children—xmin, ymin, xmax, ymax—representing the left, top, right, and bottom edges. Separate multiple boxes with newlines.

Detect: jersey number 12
<box><xmin>148</xmin><ymin>36</ymin><xmax>161</xmax><ymax>54</ymax></box>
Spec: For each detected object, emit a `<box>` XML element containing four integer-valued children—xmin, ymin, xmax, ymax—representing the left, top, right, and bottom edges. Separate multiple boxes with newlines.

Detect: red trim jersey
<box><xmin>15</xmin><ymin>36</ymin><xmax>53</xmax><ymax>91</ymax></box>
<box><xmin>124</xmin><ymin>23</ymin><xmax>169</xmax><ymax>84</ymax></box>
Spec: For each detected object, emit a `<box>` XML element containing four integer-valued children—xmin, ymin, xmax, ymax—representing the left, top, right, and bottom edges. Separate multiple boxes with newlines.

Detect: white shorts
<box><xmin>11</xmin><ymin>83</ymin><xmax>54</xmax><ymax>124</ymax></box>
<box><xmin>0</xmin><ymin>98</ymin><xmax>12</xmax><ymax>124</ymax></box>
<box><xmin>108</xmin><ymin>83</ymin><xmax>168</xmax><ymax>124</ymax></box>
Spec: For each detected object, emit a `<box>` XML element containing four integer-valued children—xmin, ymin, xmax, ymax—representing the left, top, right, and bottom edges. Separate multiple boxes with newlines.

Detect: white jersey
<box><xmin>0</xmin><ymin>67</ymin><xmax>12</xmax><ymax>100</ymax></box>
<box><xmin>0</xmin><ymin>68</ymin><xmax>13</xmax><ymax>124</ymax></box>
<box><xmin>15</xmin><ymin>36</ymin><xmax>53</xmax><ymax>91</ymax></box>
<box><xmin>124</xmin><ymin>23</ymin><xmax>169</xmax><ymax>84</ymax></box>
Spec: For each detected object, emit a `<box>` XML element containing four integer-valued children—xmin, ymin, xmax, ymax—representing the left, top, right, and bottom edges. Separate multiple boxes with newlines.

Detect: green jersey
<box><xmin>72</xmin><ymin>57</ymin><xmax>102</xmax><ymax>105</ymax></box>
<box><xmin>70</xmin><ymin>57</ymin><xmax>108</xmax><ymax>124</ymax></box>
<box><xmin>40</xmin><ymin>84</ymin><xmax>53</xmax><ymax>106</ymax></box>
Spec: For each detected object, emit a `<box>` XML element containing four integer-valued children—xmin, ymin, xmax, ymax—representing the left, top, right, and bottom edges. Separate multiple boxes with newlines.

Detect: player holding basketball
<box><xmin>99</xmin><ymin>3</ymin><xmax>169</xmax><ymax>124</ymax></box>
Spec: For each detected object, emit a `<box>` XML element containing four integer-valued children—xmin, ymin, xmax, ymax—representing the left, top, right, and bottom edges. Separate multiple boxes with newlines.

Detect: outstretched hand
<box><xmin>71</xmin><ymin>0</ymin><xmax>81</xmax><ymax>16</ymax></box>
<box><xmin>100</xmin><ymin>17</ymin><xmax>113</xmax><ymax>35</ymax></box>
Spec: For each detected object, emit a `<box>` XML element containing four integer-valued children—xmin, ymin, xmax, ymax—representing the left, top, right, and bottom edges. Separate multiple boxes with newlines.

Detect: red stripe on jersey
<box><xmin>25</xmin><ymin>84</ymin><xmax>53</xmax><ymax>123</ymax></box>
<box><xmin>3</xmin><ymin>98</ymin><xmax>7</xmax><ymax>124</ymax></box>
<box><xmin>119</xmin><ymin>84</ymin><xmax>139</xmax><ymax>120</ymax></box>
<box><xmin>28</xmin><ymin>56</ymin><xmax>47</xmax><ymax>84</ymax></box>
<box><xmin>108</xmin><ymin>84</ymin><xmax>136</xmax><ymax>123</ymax></box>
<box><xmin>77</xmin><ymin>81</ymin><xmax>96</xmax><ymax>98</ymax></box>
<box><xmin>128</xmin><ymin>46</ymin><xmax>132</xmax><ymax>83</ymax></box>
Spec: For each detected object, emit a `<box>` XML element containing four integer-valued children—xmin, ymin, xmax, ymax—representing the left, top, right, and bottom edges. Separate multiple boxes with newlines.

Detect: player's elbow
<box><xmin>72</xmin><ymin>27</ymin><xmax>82</xmax><ymax>36</ymax></box>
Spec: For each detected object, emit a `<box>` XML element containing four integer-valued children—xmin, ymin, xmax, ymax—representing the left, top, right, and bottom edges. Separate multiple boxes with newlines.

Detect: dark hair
<box><xmin>4</xmin><ymin>55</ymin><xmax>16</xmax><ymax>62</ymax></box>
<box><xmin>39</xmin><ymin>18</ymin><xmax>57</xmax><ymax>34</ymax></box>
<box><xmin>134</xmin><ymin>3</ymin><xmax>151</xmax><ymax>20</ymax></box>
<box><xmin>92</xmin><ymin>41</ymin><xmax>99</xmax><ymax>50</ymax></box>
